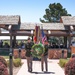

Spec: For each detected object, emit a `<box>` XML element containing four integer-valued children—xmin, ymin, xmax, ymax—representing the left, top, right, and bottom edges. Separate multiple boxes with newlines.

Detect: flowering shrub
<box><xmin>7</xmin><ymin>58</ymin><xmax>22</xmax><ymax>67</ymax></box>
<box><xmin>65</xmin><ymin>58</ymin><xmax>75</xmax><ymax>75</ymax></box>
<box><xmin>32</xmin><ymin>44</ymin><xmax>45</xmax><ymax>59</ymax></box>
<box><xmin>0</xmin><ymin>59</ymin><xmax>8</xmax><ymax>75</ymax></box>
<box><xmin>0</xmin><ymin>56</ymin><xmax>7</xmax><ymax>67</ymax></box>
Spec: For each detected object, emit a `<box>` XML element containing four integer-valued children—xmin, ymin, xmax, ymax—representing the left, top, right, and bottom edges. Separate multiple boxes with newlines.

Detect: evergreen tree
<box><xmin>40</xmin><ymin>3</ymin><xmax>71</xmax><ymax>23</ymax></box>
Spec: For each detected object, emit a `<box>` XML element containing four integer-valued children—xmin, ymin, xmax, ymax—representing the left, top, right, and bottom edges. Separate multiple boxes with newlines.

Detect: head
<box><xmin>27</xmin><ymin>37</ymin><xmax>31</xmax><ymax>43</ymax></box>
<box><xmin>44</xmin><ymin>40</ymin><xmax>48</xmax><ymax>45</ymax></box>
<box><xmin>72</xmin><ymin>53</ymin><xmax>75</xmax><ymax>58</ymax></box>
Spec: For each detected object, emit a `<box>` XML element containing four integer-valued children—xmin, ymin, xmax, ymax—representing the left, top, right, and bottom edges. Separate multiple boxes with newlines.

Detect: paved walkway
<box><xmin>17</xmin><ymin>59</ymin><xmax>65</xmax><ymax>75</ymax></box>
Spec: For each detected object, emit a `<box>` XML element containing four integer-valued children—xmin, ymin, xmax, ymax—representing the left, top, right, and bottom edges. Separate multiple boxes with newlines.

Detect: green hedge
<box><xmin>7</xmin><ymin>58</ymin><xmax>22</xmax><ymax>67</ymax></box>
<box><xmin>59</xmin><ymin>59</ymin><xmax>69</xmax><ymax>67</ymax></box>
<box><xmin>13</xmin><ymin>58</ymin><xmax>21</xmax><ymax>67</ymax></box>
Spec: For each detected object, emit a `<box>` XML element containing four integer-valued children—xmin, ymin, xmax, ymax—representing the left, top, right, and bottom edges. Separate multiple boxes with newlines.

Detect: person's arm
<box><xmin>44</xmin><ymin>45</ymin><xmax>49</xmax><ymax>55</ymax></box>
<box><xmin>30</xmin><ymin>42</ymin><xmax>34</xmax><ymax>52</ymax></box>
<box><xmin>25</xmin><ymin>50</ymin><xmax>26</xmax><ymax>56</ymax></box>
<box><xmin>25</xmin><ymin>43</ymin><xmax>27</xmax><ymax>50</ymax></box>
<box><xmin>24</xmin><ymin>43</ymin><xmax>26</xmax><ymax>54</ymax></box>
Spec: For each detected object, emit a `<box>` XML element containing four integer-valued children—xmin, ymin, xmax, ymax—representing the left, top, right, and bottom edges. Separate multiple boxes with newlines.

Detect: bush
<box><xmin>7</xmin><ymin>58</ymin><xmax>22</xmax><ymax>67</ymax></box>
<box><xmin>0</xmin><ymin>60</ymin><xmax>8</xmax><ymax>75</ymax></box>
<box><xmin>6</xmin><ymin>60</ymin><xmax>9</xmax><ymax>67</ymax></box>
<box><xmin>65</xmin><ymin>58</ymin><xmax>75</xmax><ymax>75</ymax></box>
<box><xmin>13</xmin><ymin>58</ymin><xmax>21</xmax><ymax>67</ymax></box>
<box><xmin>59</xmin><ymin>59</ymin><xmax>69</xmax><ymax>67</ymax></box>
<box><xmin>0</xmin><ymin>56</ymin><xmax>7</xmax><ymax>67</ymax></box>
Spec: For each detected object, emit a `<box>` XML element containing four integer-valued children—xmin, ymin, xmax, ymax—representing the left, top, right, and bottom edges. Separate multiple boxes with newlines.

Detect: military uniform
<box><xmin>41</xmin><ymin>43</ymin><xmax>49</xmax><ymax>72</ymax></box>
<box><xmin>25</xmin><ymin>41</ymin><xmax>34</xmax><ymax>72</ymax></box>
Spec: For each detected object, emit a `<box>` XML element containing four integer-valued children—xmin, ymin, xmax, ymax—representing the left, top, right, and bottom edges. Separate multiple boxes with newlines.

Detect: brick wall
<box><xmin>48</xmin><ymin>49</ymin><xmax>67</xmax><ymax>59</ymax></box>
<box><xmin>13</xmin><ymin>49</ymin><xmax>67</xmax><ymax>59</ymax></box>
<box><xmin>13</xmin><ymin>49</ymin><xmax>26</xmax><ymax>59</ymax></box>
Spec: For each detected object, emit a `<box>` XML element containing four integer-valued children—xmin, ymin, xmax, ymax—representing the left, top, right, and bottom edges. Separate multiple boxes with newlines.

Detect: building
<box><xmin>0</xmin><ymin>15</ymin><xmax>75</xmax><ymax>58</ymax></box>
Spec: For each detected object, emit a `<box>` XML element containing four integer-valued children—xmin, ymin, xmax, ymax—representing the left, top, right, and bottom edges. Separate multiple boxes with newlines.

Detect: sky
<box><xmin>0</xmin><ymin>0</ymin><xmax>75</xmax><ymax>23</ymax></box>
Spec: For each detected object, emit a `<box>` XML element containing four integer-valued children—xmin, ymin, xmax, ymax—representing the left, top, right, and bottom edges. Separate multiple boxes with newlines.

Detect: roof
<box><xmin>0</xmin><ymin>15</ymin><xmax>20</xmax><ymax>25</ymax></box>
<box><xmin>42</xmin><ymin>23</ymin><xmax>65</xmax><ymax>30</ymax></box>
<box><xmin>20</xmin><ymin>23</ymin><xmax>65</xmax><ymax>30</ymax></box>
<box><xmin>61</xmin><ymin>16</ymin><xmax>75</xmax><ymax>25</ymax></box>
<box><xmin>20</xmin><ymin>23</ymin><xmax>40</xmax><ymax>30</ymax></box>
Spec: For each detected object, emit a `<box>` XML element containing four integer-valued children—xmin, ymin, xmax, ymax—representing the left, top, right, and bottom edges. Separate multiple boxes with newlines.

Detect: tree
<box><xmin>40</xmin><ymin>3</ymin><xmax>71</xmax><ymax>23</ymax></box>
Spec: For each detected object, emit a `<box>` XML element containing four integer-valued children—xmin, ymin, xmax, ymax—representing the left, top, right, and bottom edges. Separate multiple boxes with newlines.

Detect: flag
<box><xmin>33</xmin><ymin>25</ymin><xmax>38</xmax><ymax>43</ymax></box>
<box><xmin>37</xmin><ymin>26</ymin><xmax>40</xmax><ymax>42</ymax></box>
<box><xmin>41</xmin><ymin>26</ymin><xmax>47</xmax><ymax>44</ymax></box>
<box><xmin>34</xmin><ymin>25</ymin><xmax>41</xmax><ymax>44</ymax></box>
<box><xmin>33</xmin><ymin>36</ymin><xmax>37</xmax><ymax>43</ymax></box>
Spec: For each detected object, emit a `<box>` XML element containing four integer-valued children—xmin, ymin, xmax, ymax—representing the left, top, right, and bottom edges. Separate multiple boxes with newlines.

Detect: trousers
<box><xmin>41</xmin><ymin>55</ymin><xmax>48</xmax><ymax>71</ymax></box>
<box><xmin>26</xmin><ymin>56</ymin><xmax>33</xmax><ymax>72</ymax></box>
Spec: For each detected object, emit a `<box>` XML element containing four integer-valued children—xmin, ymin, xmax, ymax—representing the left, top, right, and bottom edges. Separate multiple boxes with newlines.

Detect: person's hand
<box><xmin>25</xmin><ymin>51</ymin><xmax>26</xmax><ymax>57</ymax></box>
<box><xmin>31</xmin><ymin>49</ymin><xmax>34</xmax><ymax>52</ymax></box>
<box><xmin>41</xmin><ymin>54</ymin><xmax>44</xmax><ymax>57</ymax></box>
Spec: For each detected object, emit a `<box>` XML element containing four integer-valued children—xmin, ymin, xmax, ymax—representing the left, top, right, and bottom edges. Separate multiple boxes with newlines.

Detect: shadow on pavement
<box><xmin>30</xmin><ymin>71</ymin><xmax>55</xmax><ymax>74</ymax></box>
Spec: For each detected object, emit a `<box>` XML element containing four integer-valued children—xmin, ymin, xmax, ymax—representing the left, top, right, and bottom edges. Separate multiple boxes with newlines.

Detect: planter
<box><xmin>13</xmin><ymin>49</ymin><xmax>26</xmax><ymax>59</ymax></box>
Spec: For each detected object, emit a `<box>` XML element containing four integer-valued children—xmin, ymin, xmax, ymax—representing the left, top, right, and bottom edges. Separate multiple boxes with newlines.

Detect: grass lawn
<box><xmin>0</xmin><ymin>55</ymin><xmax>9</xmax><ymax>59</ymax></box>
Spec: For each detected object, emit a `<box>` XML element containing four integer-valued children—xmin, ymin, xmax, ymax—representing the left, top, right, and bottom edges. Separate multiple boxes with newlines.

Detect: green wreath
<box><xmin>31</xmin><ymin>43</ymin><xmax>45</xmax><ymax>59</ymax></box>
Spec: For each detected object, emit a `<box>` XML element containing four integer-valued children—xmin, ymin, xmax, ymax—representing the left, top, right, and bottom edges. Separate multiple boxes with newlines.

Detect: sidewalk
<box><xmin>17</xmin><ymin>59</ymin><xmax>65</xmax><ymax>75</ymax></box>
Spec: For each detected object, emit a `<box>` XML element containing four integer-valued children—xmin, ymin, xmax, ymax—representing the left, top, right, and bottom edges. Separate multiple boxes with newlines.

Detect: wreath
<box><xmin>31</xmin><ymin>43</ymin><xmax>45</xmax><ymax>59</ymax></box>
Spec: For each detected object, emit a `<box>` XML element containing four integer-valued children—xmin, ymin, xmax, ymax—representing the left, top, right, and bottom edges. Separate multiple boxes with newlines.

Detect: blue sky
<box><xmin>0</xmin><ymin>0</ymin><xmax>75</xmax><ymax>23</ymax></box>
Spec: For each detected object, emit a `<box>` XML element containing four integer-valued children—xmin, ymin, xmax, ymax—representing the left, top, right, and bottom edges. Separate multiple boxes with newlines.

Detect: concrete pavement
<box><xmin>17</xmin><ymin>59</ymin><xmax>65</xmax><ymax>75</ymax></box>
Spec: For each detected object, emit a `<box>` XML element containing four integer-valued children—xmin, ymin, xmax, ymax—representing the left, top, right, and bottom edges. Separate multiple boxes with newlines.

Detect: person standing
<box><xmin>41</xmin><ymin>40</ymin><xmax>49</xmax><ymax>72</ymax></box>
<box><xmin>25</xmin><ymin>37</ymin><xmax>34</xmax><ymax>72</ymax></box>
<box><xmin>0</xmin><ymin>40</ymin><xmax>3</xmax><ymax>48</ymax></box>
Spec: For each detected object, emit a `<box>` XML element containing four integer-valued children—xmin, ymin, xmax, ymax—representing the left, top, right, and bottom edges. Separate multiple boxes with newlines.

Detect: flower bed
<box><xmin>65</xmin><ymin>58</ymin><xmax>75</xmax><ymax>75</ymax></box>
<box><xmin>0</xmin><ymin>56</ymin><xmax>9</xmax><ymax>75</ymax></box>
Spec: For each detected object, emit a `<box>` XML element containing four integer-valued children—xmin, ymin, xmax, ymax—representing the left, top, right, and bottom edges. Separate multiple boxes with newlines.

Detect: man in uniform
<box><xmin>41</xmin><ymin>40</ymin><xmax>49</xmax><ymax>72</ymax></box>
<box><xmin>25</xmin><ymin>37</ymin><xmax>34</xmax><ymax>72</ymax></box>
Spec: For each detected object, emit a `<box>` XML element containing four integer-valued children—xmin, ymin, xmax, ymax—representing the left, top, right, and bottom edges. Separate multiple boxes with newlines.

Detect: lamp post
<box><xmin>48</xmin><ymin>30</ymin><xmax>51</xmax><ymax>41</ymax></box>
<box><xmin>19</xmin><ymin>48</ymin><xmax>21</xmax><ymax>58</ymax></box>
<box><xmin>31</xmin><ymin>30</ymin><xmax>33</xmax><ymax>41</ymax></box>
<box><xmin>9</xmin><ymin>25</ymin><xmax>13</xmax><ymax>75</ymax></box>
<box><xmin>48</xmin><ymin>30</ymin><xmax>51</xmax><ymax>34</ymax></box>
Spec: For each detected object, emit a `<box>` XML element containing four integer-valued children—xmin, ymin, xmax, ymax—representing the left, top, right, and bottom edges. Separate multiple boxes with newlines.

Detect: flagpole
<box><xmin>40</xmin><ymin>24</ymin><xmax>42</xmax><ymax>43</ymax></box>
<box><xmin>41</xmin><ymin>23</ymin><xmax>43</xmax><ymax>30</ymax></box>
<box><xmin>41</xmin><ymin>23</ymin><xmax>47</xmax><ymax>44</ymax></box>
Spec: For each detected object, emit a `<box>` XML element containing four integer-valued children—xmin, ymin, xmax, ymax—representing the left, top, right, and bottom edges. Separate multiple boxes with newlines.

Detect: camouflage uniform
<box><xmin>25</xmin><ymin>41</ymin><xmax>34</xmax><ymax>72</ymax></box>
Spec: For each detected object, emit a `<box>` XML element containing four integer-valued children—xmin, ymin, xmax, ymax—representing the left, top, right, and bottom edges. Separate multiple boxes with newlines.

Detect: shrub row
<box><xmin>59</xmin><ymin>59</ymin><xmax>69</xmax><ymax>67</ymax></box>
<box><xmin>7</xmin><ymin>58</ymin><xmax>22</xmax><ymax>67</ymax></box>
<box><xmin>13</xmin><ymin>58</ymin><xmax>22</xmax><ymax>67</ymax></box>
